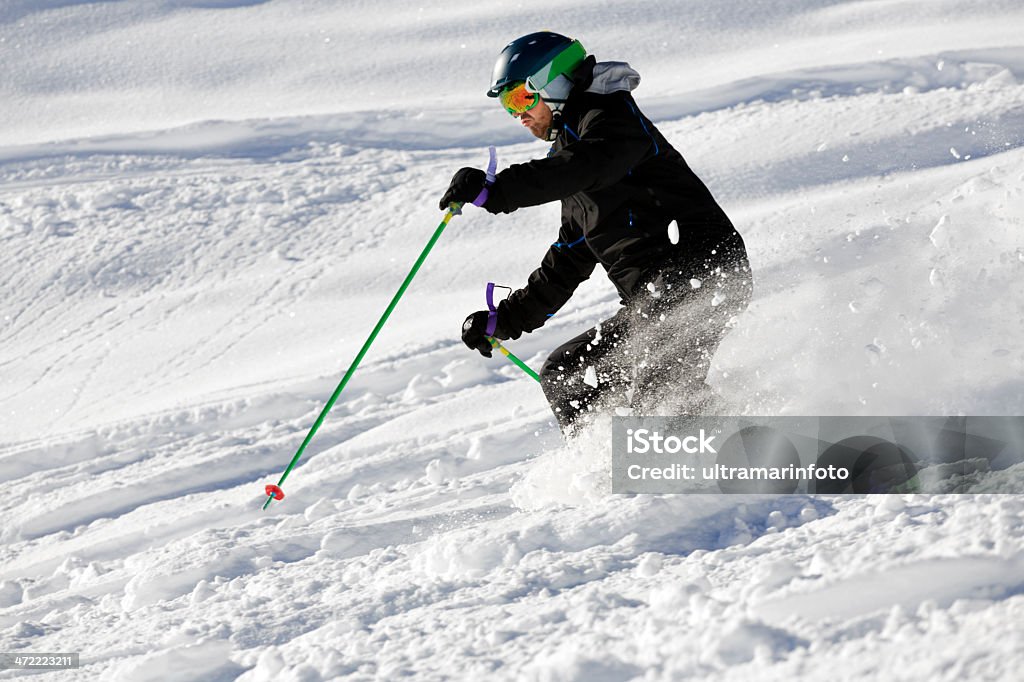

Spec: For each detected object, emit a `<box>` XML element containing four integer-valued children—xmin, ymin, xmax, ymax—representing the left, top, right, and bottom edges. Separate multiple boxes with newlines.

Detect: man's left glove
<box><xmin>461</xmin><ymin>308</ymin><xmax>521</xmax><ymax>357</ymax></box>
<box><xmin>439</xmin><ymin>168</ymin><xmax>487</xmax><ymax>211</ymax></box>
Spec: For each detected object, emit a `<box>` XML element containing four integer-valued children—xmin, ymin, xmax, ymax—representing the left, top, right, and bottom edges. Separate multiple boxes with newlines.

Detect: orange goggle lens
<box><xmin>499</xmin><ymin>83</ymin><xmax>539</xmax><ymax>116</ymax></box>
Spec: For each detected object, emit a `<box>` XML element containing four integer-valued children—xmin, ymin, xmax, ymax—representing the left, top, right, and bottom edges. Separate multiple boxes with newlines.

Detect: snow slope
<box><xmin>2</xmin><ymin>1</ymin><xmax>1023</xmax><ymax>680</ymax></box>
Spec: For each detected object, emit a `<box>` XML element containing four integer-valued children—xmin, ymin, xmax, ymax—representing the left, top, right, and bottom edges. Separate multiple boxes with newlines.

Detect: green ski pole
<box><xmin>486</xmin><ymin>336</ymin><xmax>540</xmax><ymax>382</ymax></box>
<box><xmin>262</xmin><ymin>202</ymin><xmax>464</xmax><ymax>510</ymax></box>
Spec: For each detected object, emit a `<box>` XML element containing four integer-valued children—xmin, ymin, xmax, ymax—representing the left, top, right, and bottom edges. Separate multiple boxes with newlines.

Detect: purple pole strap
<box><xmin>485</xmin><ymin>282</ymin><xmax>498</xmax><ymax>336</ymax></box>
<box><xmin>471</xmin><ymin>146</ymin><xmax>498</xmax><ymax>207</ymax></box>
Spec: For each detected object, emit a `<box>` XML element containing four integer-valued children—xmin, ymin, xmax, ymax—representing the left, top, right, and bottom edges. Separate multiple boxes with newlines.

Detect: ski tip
<box><xmin>265</xmin><ymin>484</ymin><xmax>285</xmax><ymax>501</ymax></box>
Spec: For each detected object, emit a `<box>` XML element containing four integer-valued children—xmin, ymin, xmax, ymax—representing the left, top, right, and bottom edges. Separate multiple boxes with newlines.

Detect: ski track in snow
<box><xmin>2</xmin><ymin>1</ymin><xmax>1024</xmax><ymax>679</ymax></box>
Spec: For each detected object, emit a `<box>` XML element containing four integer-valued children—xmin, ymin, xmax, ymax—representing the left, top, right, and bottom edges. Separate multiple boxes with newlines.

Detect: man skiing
<box><xmin>439</xmin><ymin>32</ymin><xmax>752</xmax><ymax>433</ymax></box>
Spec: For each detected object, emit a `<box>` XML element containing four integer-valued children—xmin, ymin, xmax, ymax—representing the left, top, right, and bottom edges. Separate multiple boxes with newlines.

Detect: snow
<box><xmin>2</xmin><ymin>1</ymin><xmax>1024</xmax><ymax>680</ymax></box>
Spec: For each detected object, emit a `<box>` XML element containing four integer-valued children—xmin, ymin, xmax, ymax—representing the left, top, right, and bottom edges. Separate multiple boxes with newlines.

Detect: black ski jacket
<box><xmin>484</xmin><ymin>57</ymin><xmax>747</xmax><ymax>336</ymax></box>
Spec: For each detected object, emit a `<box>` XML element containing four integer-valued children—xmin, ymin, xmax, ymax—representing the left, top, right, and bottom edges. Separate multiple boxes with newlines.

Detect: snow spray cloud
<box><xmin>611</xmin><ymin>416</ymin><xmax>1024</xmax><ymax>494</ymax></box>
<box><xmin>627</xmin><ymin>260</ymin><xmax>754</xmax><ymax>417</ymax></box>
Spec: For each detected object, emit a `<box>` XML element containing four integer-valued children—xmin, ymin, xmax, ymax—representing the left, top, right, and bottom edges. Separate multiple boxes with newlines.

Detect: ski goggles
<box><xmin>498</xmin><ymin>82</ymin><xmax>540</xmax><ymax>116</ymax></box>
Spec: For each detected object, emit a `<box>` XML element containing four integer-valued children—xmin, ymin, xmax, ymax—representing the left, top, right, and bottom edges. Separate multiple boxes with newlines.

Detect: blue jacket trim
<box><xmin>624</xmin><ymin>99</ymin><xmax>659</xmax><ymax>156</ymax></box>
<box><xmin>553</xmin><ymin>235</ymin><xmax>586</xmax><ymax>249</ymax></box>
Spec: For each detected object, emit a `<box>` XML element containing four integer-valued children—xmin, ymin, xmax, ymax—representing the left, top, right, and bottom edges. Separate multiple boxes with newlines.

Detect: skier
<box><xmin>440</xmin><ymin>32</ymin><xmax>753</xmax><ymax>433</ymax></box>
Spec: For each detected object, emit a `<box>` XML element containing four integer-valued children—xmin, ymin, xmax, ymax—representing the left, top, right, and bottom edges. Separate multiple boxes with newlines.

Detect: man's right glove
<box><xmin>439</xmin><ymin>168</ymin><xmax>487</xmax><ymax>211</ymax></box>
<box><xmin>461</xmin><ymin>308</ymin><xmax>520</xmax><ymax>357</ymax></box>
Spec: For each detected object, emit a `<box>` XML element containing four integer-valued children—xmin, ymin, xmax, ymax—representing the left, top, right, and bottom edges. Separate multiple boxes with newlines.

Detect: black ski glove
<box><xmin>461</xmin><ymin>308</ymin><xmax>520</xmax><ymax>357</ymax></box>
<box><xmin>439</xmin><ymin>168</ymin><xmax>487</xmax><ymax>211</ymax></box>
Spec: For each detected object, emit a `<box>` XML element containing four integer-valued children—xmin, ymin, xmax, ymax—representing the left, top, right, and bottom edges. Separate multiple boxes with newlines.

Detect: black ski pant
<box><xmin>539</xmin><ymin>257</ymin><xmax>752</xmax><ymax>432</ymax></box>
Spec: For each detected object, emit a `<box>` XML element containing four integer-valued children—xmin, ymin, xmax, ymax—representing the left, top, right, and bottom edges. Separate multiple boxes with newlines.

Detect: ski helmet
<box><xmin>487</xmin><ymin>32</ymin><xmax>587</xmax><ymax>136</ymax></box>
